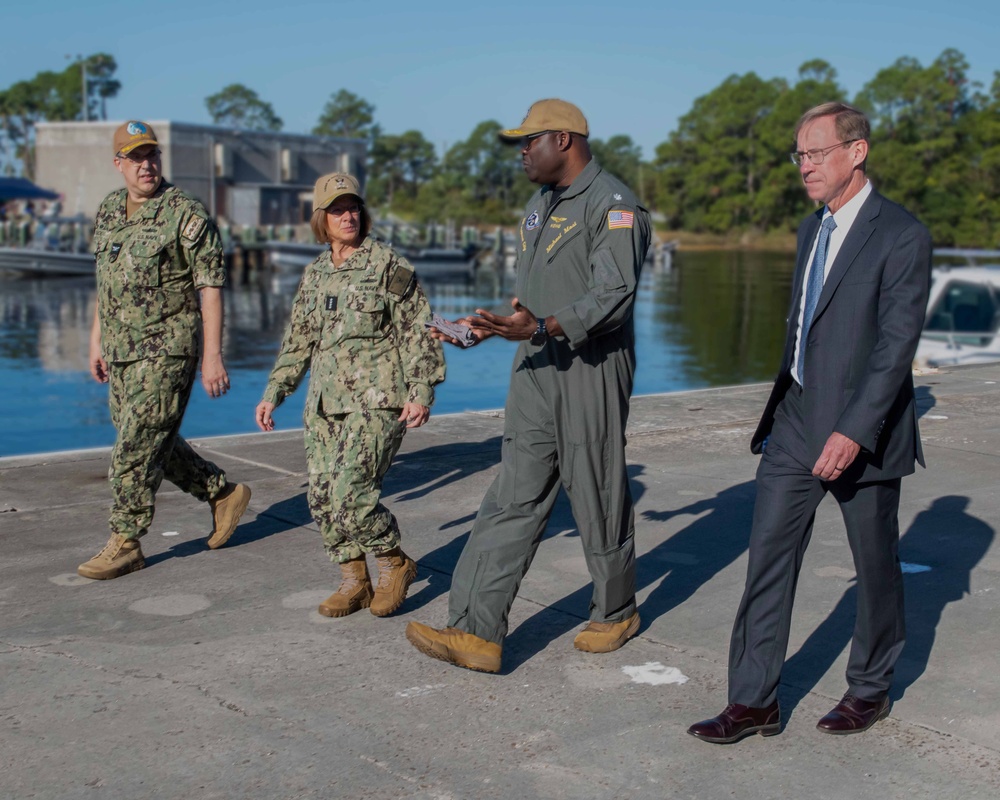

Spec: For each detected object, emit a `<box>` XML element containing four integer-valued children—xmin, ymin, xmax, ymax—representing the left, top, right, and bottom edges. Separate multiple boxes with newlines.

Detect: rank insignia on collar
<box><xmin>525</xmin><ymin>211</ymin><xmax>540</xmax><ymax>231</ymax></box>
<box><xmin>614</xmin><ymin>193</ymin><xmax>622</xmax><ymax>201</ymax></box>
<box><xmin>325</xmin><ymin>295</ymin><xmax>338</xmax><ymax>311</ymax></box>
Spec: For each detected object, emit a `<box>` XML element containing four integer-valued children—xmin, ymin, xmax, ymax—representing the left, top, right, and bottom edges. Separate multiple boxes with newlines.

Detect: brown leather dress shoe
<box><xmin>688</xmin><ymin>702</ymin><xmax>781</xmax><ymax>744</ymax></box>
<box><xmin>816</xmin><ymin>694</ymin><xmax>890</xmax><ymax>735</ymax></box>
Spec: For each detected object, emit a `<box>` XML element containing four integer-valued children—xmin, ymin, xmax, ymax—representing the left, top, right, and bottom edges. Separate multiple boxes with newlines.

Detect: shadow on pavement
<box><xmin>779</xmin><ymin>495</ymin><xmax>993</xmax><ymax>718</ymax></box>
<box><xmin>501</xmin><ymin>476</ymin><xmax>756</xmax><ymax>672</ymax></box>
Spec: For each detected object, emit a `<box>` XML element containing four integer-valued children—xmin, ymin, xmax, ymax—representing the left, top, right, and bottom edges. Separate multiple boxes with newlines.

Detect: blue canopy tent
<box><xmin>0</xmin><ymin>177</ymin><xmax>60</xmax><ymax>201</ymax></box>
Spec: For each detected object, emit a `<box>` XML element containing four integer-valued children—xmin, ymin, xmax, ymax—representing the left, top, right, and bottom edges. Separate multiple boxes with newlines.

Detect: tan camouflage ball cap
<box><xmin>312</xmin><ymin>172</ymin><xmax>362</xmax><ymax>212</ymax></box>
<box><xmin>498</xmin><ymin>99</ymin><xmax>589</xmax><ymax>141</ymax></box>
<box><xmin>113</xmin><ymin>120</ymin><xmax>159</xmax><ymax>156</ymax></box>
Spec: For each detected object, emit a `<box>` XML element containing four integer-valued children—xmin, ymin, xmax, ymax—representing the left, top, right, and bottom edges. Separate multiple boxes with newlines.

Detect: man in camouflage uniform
<box><xmin>407</xmin><ymin>99</ymin><xmax>652</xmax><ymax>672</ymax></box>
<box><xmin>256</xmin><ymin>172</ymin><xmax>445</xmax><ymax>618</ymax></box>
<box><xmin>78</xmin><ymin>120</ymin><xmax>251</xmax><ymax>581</ymax></box>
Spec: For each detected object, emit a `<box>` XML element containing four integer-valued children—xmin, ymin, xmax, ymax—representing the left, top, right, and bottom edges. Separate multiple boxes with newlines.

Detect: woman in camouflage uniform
<box><xmin>256</xmin><ymin>173</ymin><xmax>445</xmax><ymax>618</ymax></box>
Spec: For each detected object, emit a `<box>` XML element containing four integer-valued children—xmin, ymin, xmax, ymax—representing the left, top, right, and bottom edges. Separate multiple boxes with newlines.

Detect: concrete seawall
<box><xmin>2</xmin><ymin>365</ymin><xmax>998</xmax><ymax>799</ymax></box>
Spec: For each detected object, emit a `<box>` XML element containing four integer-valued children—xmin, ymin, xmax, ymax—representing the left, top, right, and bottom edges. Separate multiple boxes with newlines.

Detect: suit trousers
<box><xmin>728</xmin><ymin>383</ymin><xmax>906</xmax><ymax>706</ymax></box>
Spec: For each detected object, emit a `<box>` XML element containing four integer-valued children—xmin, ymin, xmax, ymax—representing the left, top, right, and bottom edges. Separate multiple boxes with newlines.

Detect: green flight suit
<box><xmin>447</xmin><ymin>159</ymin><xmax>652</xmax><ymax>645</ymax></box>
<box><xmin>261</xmin><ymin>237</ymin><xmax>445</xmax><ymax>562</ymax></box>
<box><xmin>93</xmin><ymin>182</ymin><xmax>229</xmax><ymax>540</ymax></box>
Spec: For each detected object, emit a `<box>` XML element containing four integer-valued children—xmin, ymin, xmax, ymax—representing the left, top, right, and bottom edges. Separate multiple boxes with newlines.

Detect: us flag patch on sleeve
<box><xmin>608</xmin><ymin>210</ymin><xmax>634</xmax><ymax>230</ymax></box>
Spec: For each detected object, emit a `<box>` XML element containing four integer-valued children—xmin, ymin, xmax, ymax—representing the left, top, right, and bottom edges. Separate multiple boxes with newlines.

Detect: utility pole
<box><xmin>66</xmin><ymin>54</ymin><xmax>88</xmax><ymax>121</ymax></box>
<box><xmin>208</xmin><ymin>134</ymin><xmax>216</xmax><ymax>218</ymax></box>
<box><xmin>81</xmin><ymin>59</ymin><xmax>88</xmax><ymax>122</ymax></box>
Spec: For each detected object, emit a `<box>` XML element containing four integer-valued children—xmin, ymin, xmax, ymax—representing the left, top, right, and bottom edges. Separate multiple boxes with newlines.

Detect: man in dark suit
<box><xmin>688</xmin><ymin>103</ymin><xmax>931</xmax><ymax>744</ymax></box>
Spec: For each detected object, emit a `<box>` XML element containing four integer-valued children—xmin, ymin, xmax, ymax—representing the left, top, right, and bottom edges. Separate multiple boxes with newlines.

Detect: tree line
<box><xmin>0</xmin><ymin>54</ymin><xmax>120</xmax><ymax>179</ymax></box>
<box><xmin>3</xmin><ymin>49</ymin><xmax>999</xmax><ymax>245</ymax></box>
<box><xmin>655</xmin><ymin>51</ymin><xmax>1000</xmax><ymax>247</ymax></box>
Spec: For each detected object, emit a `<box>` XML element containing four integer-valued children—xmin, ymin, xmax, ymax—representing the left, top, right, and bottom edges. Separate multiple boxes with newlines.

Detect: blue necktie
<box><xmin>796</xmin><ymin>215</ymin><xmax>837</xmax><ymax>384</ymax></box>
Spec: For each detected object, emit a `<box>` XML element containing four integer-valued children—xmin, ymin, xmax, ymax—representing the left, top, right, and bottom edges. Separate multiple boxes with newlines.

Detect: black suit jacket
<box><xmin>751</xmin><ymin>189</ymin><xmax>931</xmax><ymax>482</ymax></box>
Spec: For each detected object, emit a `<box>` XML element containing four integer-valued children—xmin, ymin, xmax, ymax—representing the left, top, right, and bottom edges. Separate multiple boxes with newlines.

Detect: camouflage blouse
<box><xmin>93</xmin><ymin>182</ymin><xmax>225</xmax><ymax>363</ymax></box>
<box><xmin>262</xmin><ymin>237</ymin><xmax>445</xmax><ymax>414</ymax></box>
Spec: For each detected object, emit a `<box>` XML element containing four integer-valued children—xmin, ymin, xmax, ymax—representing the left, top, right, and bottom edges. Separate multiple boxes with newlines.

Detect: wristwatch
<box><xmin>529</xmin><ymin>317</ymin><xmax>548</xmax><ymax>346</ymax></box>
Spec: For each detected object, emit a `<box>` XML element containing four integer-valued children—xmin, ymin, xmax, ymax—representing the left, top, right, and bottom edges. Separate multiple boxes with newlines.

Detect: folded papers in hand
<box><xmin>426</xmin><ymin>314</ymin><xmax>477</xmax><ymax>347</ymax></box>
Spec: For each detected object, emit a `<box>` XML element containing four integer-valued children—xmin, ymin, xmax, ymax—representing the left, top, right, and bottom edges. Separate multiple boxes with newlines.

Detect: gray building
<box><xmin>34</xmin><ymin>121</ymin><xmax>366</xmax><ymax>225</ymax></box>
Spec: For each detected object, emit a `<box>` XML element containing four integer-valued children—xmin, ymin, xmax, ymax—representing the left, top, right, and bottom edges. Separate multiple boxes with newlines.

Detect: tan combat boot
<box><xmin>318</xmin><ymin>558</ymin><xmax>374</xmax><ymax>617</ymax></box>
<box><xmin>405</xmin><ymin>621</ymin><xmax>502</xmax><ymax>673</ymax></box>
<box><xmin>573</xmin><ymin>612</ymin><xmax>641</xmax><ymax>653</ymax></box>
<box><xmin>77</xmin><ymin>534</ymin><xmax>145</xmax><ymax>580</ymax></box>
<box><xmin>370</xmin><ymin>547</ymin><xmax>418</xmax><ymax>617</ymax></box>
<box><xmin>207</xmin><ymin>483</ymin><xmax>251</xmax><ymax>549</ymax></box>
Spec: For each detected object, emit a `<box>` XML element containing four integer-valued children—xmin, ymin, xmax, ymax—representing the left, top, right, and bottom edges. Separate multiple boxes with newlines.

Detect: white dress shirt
<box><xmin>791</xmin><ymin>180</ymin><xmax>873</xmax><ymax>386</ymax></box>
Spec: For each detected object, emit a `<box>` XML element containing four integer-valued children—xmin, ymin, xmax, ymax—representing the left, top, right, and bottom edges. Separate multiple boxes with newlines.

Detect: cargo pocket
<box><xmin>154</xmin><ymin>384</ymin><xmax>184</xmax><ymax>431</ymax></box>
<box><xmin>495</xmin><ymin>431</ymin><xmax>556</xmax><ymax>507</ymax></box>
<box><xmin>343</xmin><ymin>291</ymin><xmax>387</xmax><ymax>338</ymax></box>
<box><xmin>564</xmin><ymin>439</ymin><xmax>614</xmax><ymax>545</ymax></box>
<box><xmin>495</xmin><ymin>434</ymin><xmax>518</xmax><ymax>506</ymax></box>
<box><xmin>92</xmin><ymin>233</ymin><xmax>109</xmax><ymax>257</ymax></box>
<box><xmin>93</xmin><ymin>236</ymin><xmax>111</xmax><ymax>279</ymax></box>
<box><xmin>128</xmin><ymin>240</ymin><xmax>163</xmax><ymax>287</ymax></box>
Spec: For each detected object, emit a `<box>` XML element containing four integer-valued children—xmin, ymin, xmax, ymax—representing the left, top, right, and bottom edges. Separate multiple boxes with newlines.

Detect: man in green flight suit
<box><xmin>407</xmin><ymin>99</ymin><xmax>652</xmax><ymax>672</ymax></box>
<box><xmin>78</xmin><ymin>120</ymin><xmax>251</xmax><ymax>580</ymax></box>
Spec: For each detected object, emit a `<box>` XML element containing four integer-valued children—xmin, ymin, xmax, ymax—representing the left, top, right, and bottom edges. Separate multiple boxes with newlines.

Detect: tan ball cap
<box><xmin>499</xmin><ymin>99</ymin><xmax>589</xmax><ymax>140</ymax></box>
<box><xmin>312</xmin><ymin>172</ymin><xmax>362</xmax><ymax>212</ymax></box>
<box><xmin>113</xmin><ymin>120</ymin><xmax>159</xmax><ymax>156</ymax></box>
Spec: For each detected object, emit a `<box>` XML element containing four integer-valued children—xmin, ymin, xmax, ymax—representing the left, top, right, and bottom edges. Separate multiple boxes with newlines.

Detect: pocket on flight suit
<box><xmin>496</xmin><ymin>431</ymin><xmax>556</xmax><ymax>507</ymax></box>
<box><xmin>496</xmin><ymin>434</ymin><xmax>519</xmax><ymax>507</ymax></box>
<box><xmin>545</xmin><ymin>229</ymin><xmax>583</xmax><ymax>264</ymax></box>
<box><xmin>564</xmin><ymin>439</ymin><xmax>615</xmax><ymax>543</ymax></box>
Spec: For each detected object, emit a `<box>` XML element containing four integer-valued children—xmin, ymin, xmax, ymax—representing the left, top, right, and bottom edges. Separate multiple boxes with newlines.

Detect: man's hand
<box><xmin>198</xmin><ymin>286</ymin><xmax>228</xmax><ymax>398</ymax></box>
<box><xmin>201</xmin><ymin>354</ymin><xmax>230</xmax><ymax>398</ymax></box>
<box><xmin>398</xmin><ymin>402</ymin><xmax>430</xmax><ymax>428</ymax></box>
<box><xmin>469</xmin><ymin>298</ymin><xmax>536</xmax><ymax>341</ymax></box>
<box><xmin>428</xmin><ymin>317</ymin><xmax>491</xmax><ymax>347</ymax></box>
<box><xmin>89</xmin><ymin>307</ymin><xmax>107</xmax><ymax>383</ymax></box>
<box><xmin>256</xmin><ymin>400</ymin><xmax>276</xmax><ymax>432</ymax></box>
<box><xmin>812</xmin><ymin>432</ymin><xmax>861</xmax><ymax>480</ymax></box>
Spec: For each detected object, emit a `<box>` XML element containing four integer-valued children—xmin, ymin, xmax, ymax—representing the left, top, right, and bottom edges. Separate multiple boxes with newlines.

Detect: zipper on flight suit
<box><xmin>526</xmin><ymin>190</ymin><xmax>568</xmax><ymax>263</ymax></box>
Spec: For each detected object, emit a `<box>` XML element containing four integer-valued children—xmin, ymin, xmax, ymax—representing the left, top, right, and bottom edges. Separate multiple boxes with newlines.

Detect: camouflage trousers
<box><xmin>303</xmin><ymin>406</ymin><xmax>406</xmax><ymax>563</ymax></box>
<box><xmin>108</xmin><ymin>356</ymin><xmax>227</xmax><ymax>540</ymax></box>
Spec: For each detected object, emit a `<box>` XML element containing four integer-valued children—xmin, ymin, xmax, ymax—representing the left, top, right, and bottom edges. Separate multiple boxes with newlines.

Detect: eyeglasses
<box><xmin>117</xmin><ymin>148</ymin><xmax>161</xmax><ymax>165</ymax></box>
<box><xmin>326</xmin><ymin>203</ymin><xmax>360</xmax><ymax>217</ymax></box>
<box><xmin>519</xmin><ymin>131</ymin><xmax>554</xmax><ymax>150</ymax></box>
<box><xmin>789</xmin><ymin>139</ymin><xmax>859</xmax><ymax>167</ymax></box>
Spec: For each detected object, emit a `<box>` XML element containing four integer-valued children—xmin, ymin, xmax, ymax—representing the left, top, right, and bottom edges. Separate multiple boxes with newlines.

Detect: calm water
<box><xmin>0</xmin><ymin>250</ymin><xmax>795</xmax><ymax>457</ymax></box>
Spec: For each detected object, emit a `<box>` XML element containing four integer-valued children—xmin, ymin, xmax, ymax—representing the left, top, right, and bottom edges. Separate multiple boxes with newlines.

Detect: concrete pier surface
<box><xmin>2</xmin><ymin>365</ymin><xmax>998</xmax><ymax>800</ymax></box>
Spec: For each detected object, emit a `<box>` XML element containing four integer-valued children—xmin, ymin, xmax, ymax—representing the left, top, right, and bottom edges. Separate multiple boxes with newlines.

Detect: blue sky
<box><xmin>3</xmin><ymin>0</ymin><xmax>996</xmax><ymax>159</ymax></box>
